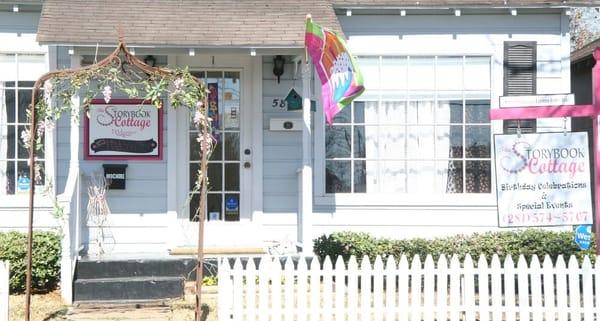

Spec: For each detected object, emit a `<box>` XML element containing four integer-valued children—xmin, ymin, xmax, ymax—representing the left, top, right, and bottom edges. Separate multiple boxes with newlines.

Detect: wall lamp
<box><xmin>454</xmin><ymin>9</ymin><xmax>461</xmax><ymax>16</ymax></box>
<box><xmin>510</xmin><ymin>9</ymin><xmax>518</xmax><ymax>16</ymax></box>
<box><xmin>143</xmin><ymin>55</ymin><xmax>156</xmax><ymax>67</ymax></box>
<box><xmin>346</xmin><ymin>9</ymin><xmax>352</xmax><ymax>16</ymax></box>
<box><xmin>189</xmin><ymin>48</ymin><xmax>195</xmax><ymax>56</ymax></box>
<box><xmin>250</xmin><ymin>48</ymin><xmax>256</xmax><ymax>56</ymax></box>
<box><xmin>273</xmin><ymin>55</ymin><xmax>285</xmax><ymax>84</ymax></box>
<box><xmin>400</xmin><ymin>9</ymin><xmax>406</xmax><ymax>16</ymax></box>
<box><xmin>13</xmin><ymin>5</ymin><xmax>19</xmax><ymax>12</ymax></box>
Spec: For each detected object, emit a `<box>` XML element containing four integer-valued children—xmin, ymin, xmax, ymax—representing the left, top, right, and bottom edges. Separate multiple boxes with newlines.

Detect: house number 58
<box><xmin>272</xmin><ymin>99</ymin><xmax>287</xmax><ymax>108</ymax></box>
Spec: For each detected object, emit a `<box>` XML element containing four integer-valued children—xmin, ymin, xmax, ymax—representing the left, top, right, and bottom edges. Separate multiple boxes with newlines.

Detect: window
<box><xmin>325</xmin><ymin>56</ymin><xmax>492</xmax><ymax>194</ymax></box>
<box><xmin>503</xmin><ymin>41</ymin><xmax>537</xmax><ymax>134</ymax></box>
<box><xmin>0</xmin><ymin>54</ymin><xmax>47</xmax><ymax>196</ymax></box>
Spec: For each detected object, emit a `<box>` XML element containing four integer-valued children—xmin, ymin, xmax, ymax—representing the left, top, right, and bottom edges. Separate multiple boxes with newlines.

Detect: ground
<box><xmin>8</xmin><ymin>291</ymin><xmax>217</xmax><ymax>321</ymax></box>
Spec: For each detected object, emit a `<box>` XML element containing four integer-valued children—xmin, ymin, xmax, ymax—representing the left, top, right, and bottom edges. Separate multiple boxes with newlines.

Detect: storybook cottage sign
<box><xmin>494</xmin><ymin>132</ymin><xmax>593</xmax><ymax>227</ymax></box>
<box><xmin>84</xmin><ymin>99</ymin><xmax>163</xmax><ymax>160</ymax></box>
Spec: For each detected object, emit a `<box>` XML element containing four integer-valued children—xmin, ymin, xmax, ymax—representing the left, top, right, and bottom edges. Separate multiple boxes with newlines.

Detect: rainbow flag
<box><xmin>305</xmin><ymin>18</ymin><xmax>365</xmax><ymax>125</ymax></box>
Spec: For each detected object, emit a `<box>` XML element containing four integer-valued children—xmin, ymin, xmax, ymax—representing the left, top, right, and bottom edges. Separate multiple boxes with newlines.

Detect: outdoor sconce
<box><xmin>273</xmin><ymin>55</ymin><xmax>285</xmax><ymax>84</ymax></box>
<box><xmin>144</xmin><ymin>55</ymin><xmax>156</xmax><ymax>67</ymax></box>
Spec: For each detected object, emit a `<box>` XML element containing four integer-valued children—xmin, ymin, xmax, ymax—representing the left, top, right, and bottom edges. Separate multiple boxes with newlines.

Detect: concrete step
<box><xmin>73</xmin><ymin>276</ymin><xmax>184</xmax><ymax>303</ymax></box>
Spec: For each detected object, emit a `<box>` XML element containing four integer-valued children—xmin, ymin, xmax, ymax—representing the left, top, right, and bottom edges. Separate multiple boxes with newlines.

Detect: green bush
<box><xmin>313</xmin><ymin>229</ymin><xmax>596</xmax><ymax>264</ymax></box>
<box><xmin>0</xmin><ymin>231</ymin><xmax>61</xmax><ymax>293</ymax></box>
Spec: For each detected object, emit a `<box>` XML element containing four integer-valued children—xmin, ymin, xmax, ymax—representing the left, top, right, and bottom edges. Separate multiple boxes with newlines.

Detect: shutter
<box><xmin>504</xmin><ymin>42</ymin><xmax>536</xmax><ymax>95</ymax></box>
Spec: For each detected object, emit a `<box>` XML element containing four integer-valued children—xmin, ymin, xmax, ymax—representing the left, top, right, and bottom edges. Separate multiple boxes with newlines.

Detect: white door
<box><xmin>188</xmin><ymin>70</ymin><xmax>248</xmax><ymax>222</ymax></box>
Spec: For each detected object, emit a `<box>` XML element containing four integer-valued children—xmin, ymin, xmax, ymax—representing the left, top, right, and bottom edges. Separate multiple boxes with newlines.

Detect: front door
<box><xmin>188</xmin><ymin>70</ymin><xmax>245</xmax><ymax>222</ymax></box>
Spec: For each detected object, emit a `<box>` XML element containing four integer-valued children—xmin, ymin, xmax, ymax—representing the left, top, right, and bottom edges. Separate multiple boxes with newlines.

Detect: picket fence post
<box><xmin>216</xmin><ymin>254</ymin><xmax>599</xmax><ymax>321</ymax></box>
<box><xmin>0</xmin><ymin>261</ymin><xmax>8</xmax><ymax>321</ymax></box>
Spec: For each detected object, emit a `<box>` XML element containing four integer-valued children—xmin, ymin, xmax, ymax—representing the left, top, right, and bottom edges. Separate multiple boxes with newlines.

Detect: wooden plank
<box><xmin>490</xmin><ymin>255</ymin><xmax>502</xmax><ymax>321</ymax></box>
<box><xmin>568</xmin><ymin>256</ymin><xmax>581</xmax><ymax>321</ymax></box>
<box><xmin>323</xmin><ymin>256</ymin><xmax>333</xmax><ymax>321</ymax></box>
<box><xmin>555</xmin><ymin>256</ymin><xmax>568</xmax><ymax>321</ymax></box>
<box><xmin>309</xmin><ymin>257</ymin><xmax>320</xmax><ymax>321</ymax></box>
<box><xmin>385</xmin><ymin>256</ymin><xmax>397</xmax><ymax>321</ymax></box>
<box><xmin>529</xmin><ymin>255</ymin><xmax>542</xmax><ymax>321</ymax></box>
<box><xmin>297</xmin><ymin>257</ymin><xmax>308</xmax><ymax>321</ymax></box>
<box><xmin>581</xmin><ymin>256</ymin><xmax>594</xmax><ymax>321</ymax></box>
<box><xmin>504</xmin><ymin>256</ymin><xmax>516</xmax><ymax>321</ymax></box>
<box><xmin>542</xmin><ymin>255</ymin><xmax>555</xmax><ymax>321</ymax></box>
<box><xmin>334</xmin><ymin>256</ymin><xmax>346</xmax><ymax>321</ymax></box>
<box><xmin>437</xmin><ymin>255</ymin><xmax>449</xmax><ymax>321</ymax></box>
<box><xmin>272</xmin><ymin>257</ymin><xmax>282</xmax><ymax>321</ymax></box>
<box><xmin>517</xmin><ymin>255</ymin><xmax>530</xmax><ymax>321</ymax></box>
<box><xmin>373</xmin><ymin>256</ymin><xmax>384</xmax><ymax>321</ymax></box>
<box><xmin>258</xmin><ymin>258</ymin><xmax>269</xmax><ymax>321</ymax></box>
<box><xmin>361</xmin><ymin>256</ymin><xmax>372</xmax><ymax>321</ymax></box>
<box><xmin>463</xmin><ymin>255</ymin><xmax>475</xmax><ymax>321</ymax></box>
<box><xmin>398</xmin><ymin>255</ymin><xmax>409</xmax><ymax>321</ymax></box>
<box><xmin>449</xmin><ymin>255</ymin><xmax>461</xmax><ymax>321</ymax></box>
<box><xmin>232</xmin><ymin>258</ymin><xmax>244</xmax><ymax>321</ymax></box>
<box><xmin>284</xmin><ymin>258</ymin><xmax>294</xmax><ymax>321</ymax></box>
<box><xmin>423</xmin><ymin>255</ymin><xmax>435</xmax><ymax>321</ymax></box>
<box><xmin>0</xmin><ymin>261</ymin><xmax>8</xmax><ymax>321</ymax></box>
<box><xmin>218</xmin><ymin>258</ymin><xmax>231</xmax><ymax>321</ymax></box>
<box><xmin>477</xmin><ymin>255</ymin><xmax>490</xmax><ymax>321</ymax></box>
<box><xmin>410</xmin><ymin>256</ymin><xmax>422</xmax><ymax>321</ymax></box>
<box><xmin>246</xmin><ymin>258</ymin><xmax>257</xmax><ymax>321</ymax></box>
<box><xmin>347</xmin><ymin>256</ymin><xmax>359</xmax><ymax>321</ymax></box>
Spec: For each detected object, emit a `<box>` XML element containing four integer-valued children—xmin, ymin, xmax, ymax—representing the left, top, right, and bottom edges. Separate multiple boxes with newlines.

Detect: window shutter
<box><xmin>504</xmin><ymin>42</ymin><xmax>536</xmax><ymax>95</ymax></box>
<box><xmin>503</xmin><ymin>42</ymin><xmax>537</xmax><ymax>134</ymax></box>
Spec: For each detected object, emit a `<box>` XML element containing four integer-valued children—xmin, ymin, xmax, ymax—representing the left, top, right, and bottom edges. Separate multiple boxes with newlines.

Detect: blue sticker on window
<box><xmin>226</xmin><ymin>195</ymin><xmax>238</xmax><ymax>211</ymax></box>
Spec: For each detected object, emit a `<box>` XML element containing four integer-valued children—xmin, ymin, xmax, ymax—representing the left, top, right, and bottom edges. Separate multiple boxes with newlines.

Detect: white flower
<box><xmin>174</xmin><ymin>78</ymin><xmax>184</xmax><ymax>91</ymax></box>
<box><xmin>196</xmin><ymin>101</ymin><xmax>204</xmax><ymax>109</ymax></box>
<box><xmin>102</xmin><ymin>85</ymin><xmax>112</xmax><ymax>103</ymax></box>
<box><xmin>43</xmin><ymin>81</ymin><xmax>53</xmax><ymax>104</ymax></box>
<box><xmin>196</xmin><ymin>132</ymin><xmax>212</xmax><ymax>152</ymax></box>
<box><xmin>193</xmin><ymin>110</ymin><xmax>203</xmax><ymax>124</ymax></box>
<box><xmin>20</xmin><ymin>128</ymin><xmax>31</xmax><ymax>149</ymax></box>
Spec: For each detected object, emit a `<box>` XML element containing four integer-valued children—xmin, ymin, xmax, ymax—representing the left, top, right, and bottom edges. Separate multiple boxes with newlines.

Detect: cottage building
<box><xmin>1</xmin><ymin>0</ymin><xmax>596</xmax><ymax>303</ymax></box>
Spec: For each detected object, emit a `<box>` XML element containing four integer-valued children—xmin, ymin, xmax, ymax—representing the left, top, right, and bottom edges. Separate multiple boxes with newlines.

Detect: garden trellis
<box><xmin>24</xmin><ymin>36</ymin><xmax>212</xmax><ymax>321</ymax></box>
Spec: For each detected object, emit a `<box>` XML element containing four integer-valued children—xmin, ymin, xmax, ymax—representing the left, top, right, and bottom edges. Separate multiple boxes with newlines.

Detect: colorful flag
<box><xmin>305</xmin><ymin>18</ymin><xmax>364</xmax><ymax>125</ymax></box>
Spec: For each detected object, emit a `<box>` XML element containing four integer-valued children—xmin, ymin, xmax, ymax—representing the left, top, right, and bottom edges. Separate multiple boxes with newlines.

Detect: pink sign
<box><xmin>84</xmin><ymin>99</ymin><xmax>163</xmax><ymax>160</ymax></box>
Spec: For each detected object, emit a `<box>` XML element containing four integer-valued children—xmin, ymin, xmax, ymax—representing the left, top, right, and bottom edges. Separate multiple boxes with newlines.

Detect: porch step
<box><xmin>73</xmin><ymin>276</ymin><xmax>184</xmax><ymax>302</ymax></box>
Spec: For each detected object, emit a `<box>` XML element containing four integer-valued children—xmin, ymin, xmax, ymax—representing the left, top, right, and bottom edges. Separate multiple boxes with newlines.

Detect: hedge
<box><xmin>0</xmin><ymin>231</ymin><xmax>61</xmax><ymax>293</ymax></box>
<box><xmin>313</xmin><ymin>229</ymin><xmax>596</xmax><ymax>264</ymax></box>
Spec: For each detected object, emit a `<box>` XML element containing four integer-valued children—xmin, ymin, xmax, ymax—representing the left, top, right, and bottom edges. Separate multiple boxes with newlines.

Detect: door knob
<box><xmin>244</xmin><ymin>162</ymin><xmax>251</xmax><ymax>168</ymax></box>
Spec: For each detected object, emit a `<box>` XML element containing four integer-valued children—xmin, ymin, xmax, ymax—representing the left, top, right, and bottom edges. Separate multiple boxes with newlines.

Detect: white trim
<box><xmin>166</xmin><ymin>53</ymin><xmax>179</xmax><ymax>249</ymax></box>
<box><xmin>250</xmin><ymin>56</ymin><xmax>263</xmax><ymax>221</ymax></box>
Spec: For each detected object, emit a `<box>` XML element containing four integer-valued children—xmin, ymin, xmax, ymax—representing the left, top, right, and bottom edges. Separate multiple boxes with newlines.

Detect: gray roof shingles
<box><xmin>36</xmin><ymin>0</ymin><xmax>341</xmax><ymax>47</ymax></box>
<box><xmin>37</xmin><ymin>0</ymin><xmax>600</xmax><ymax>47</ymax></box>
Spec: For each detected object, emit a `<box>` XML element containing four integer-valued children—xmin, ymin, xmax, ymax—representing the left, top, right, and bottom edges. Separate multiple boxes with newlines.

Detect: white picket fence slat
<box><xmin>0</xmin><ymin>261</ymin><xmax>8</xmax><ymax>321</ymax></box>
<box><xmin>217</xmin><ymin>255</ymin><xmax>600</xmax><ymax>321</ymax></box>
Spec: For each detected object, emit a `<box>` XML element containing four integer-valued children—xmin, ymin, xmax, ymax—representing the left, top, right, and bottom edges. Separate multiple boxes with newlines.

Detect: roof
<box><xmin>36</xmin><ymin>0</ymin><xmax>342</xmax><ymax>47</ymax></box>
<box><xmin>571</xmin><ymin>37</ymin><xmax>600</xmax><ymax>63</ymax></box>
<box><xmin>332</xmin><ymin>0</ymin><xmax>599</xmax><ymax>7</ymax></box>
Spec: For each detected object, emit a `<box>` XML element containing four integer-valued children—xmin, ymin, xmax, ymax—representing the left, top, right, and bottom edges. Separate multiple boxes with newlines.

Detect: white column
<box><xmin>298</xmin><ymin>61</ymin><xmax>313</xmax><ymax>253</ymax></box>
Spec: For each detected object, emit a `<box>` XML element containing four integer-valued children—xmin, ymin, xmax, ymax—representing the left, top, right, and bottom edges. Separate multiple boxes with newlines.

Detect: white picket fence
<box><xmin>0</xmin><ymin>261</ymin><xmax>9</xmax><ymax>321</ymax></box>
<box><xmin>218</xmin><ymin>254</ymin><xmax>600</xmax><ymax>321</ymax></box>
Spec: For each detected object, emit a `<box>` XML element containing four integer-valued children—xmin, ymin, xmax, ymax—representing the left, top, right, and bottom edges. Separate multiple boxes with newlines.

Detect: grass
<box><xmin>9</xmin><ymin>290</ymin><xmax>67</xmax><ymax>321</ymax></box>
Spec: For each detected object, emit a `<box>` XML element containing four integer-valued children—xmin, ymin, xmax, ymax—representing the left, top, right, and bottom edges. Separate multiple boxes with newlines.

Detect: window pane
<box><xmin>408</xmin><ymin>57</ymin><xmax>434</xmax><ymax>90</ymax></box>
<box><xmin>407</xmin><ymin>99</ymin><xmax>434</xmax><ymax>124</ymax></box>
<box><xmin>0</xmin><ymin>160</ymin><xmax>15</xmax><ymax>195</ymax></box>
<box><xmin>353</xmin><ymin>125</ymin><xmax>365</xmax><ymax>158</ymax></box>
<box><xmin>354</xmin><ymin>160</ymin><xmax>366</xmax><ymax>193</ymax></box>
<box><xmin>224</xmin><ymin>193</ymin><xmax>240</xmax><ymax>221</ymax></box>
<box><xmin>436</xmin><ymin>99</ymin><xmax>462</xmax><ymax>124</ymax></box>
<box><xmin>224</xmin><ymin>163</ymin><xmax>239</xmax><ymax>191</ymax></box>
<box><xmin>223</xmin><ymin>72</ymin><xmax>240</xmax><ymax>130</ymax></box>
<box><xmin>436</xmin><ymin>160</ymin><xmax>463</xmax><ymax>193</ymax></box>
<box><xmin>207</xmin><ymin>193</ymin><xmax>223</xmax><ymax>221</ymax></box>
<box><xmin>364</xmin><ymin>101</ymin><xmax>378</xmax><ymax>124</ymax></box>
<box><xmin>381</xmin><ymin>101</ymin><xmax>406</xmax><ymax>124</ymax></box>
<box><xmin>0</xmin><ymin>54</ymin><xmax>16</xmax><ymax>82</ymax></box>
<box><xmin>224</xmin><ymin>132</ymin><xmax>240</xmax><ymax>161</ymax></box>
<box><xmin>5</xmin><ymin>125</ymin><xmax>16</xmax><ymax>159</ymax></box>
<box><xmin>407</xmin><ymin>125</ymin><xmax>434</xmax><ymax>159</ymax></box>
<box><xmin>189</xmin><ymin>193</ymin><xmax>200</xmax><ymax>221</ymax></box>
<box><xmin>326</xmin><ymin>126</ymin><xmax>351</xmax><ymax>158</ymax></box>
<box><xmin>465</xmin><ymin>100</ymin><xmax>490</xmax><ymax>123</ymax></box>
<box><xmin>465</xmin><ymin>125</ymin><xmax>490</xmax><ymax>158</ymax></box>
<box><xmin>364</xmin><ymin>126</ymin><xmax>378</xmax><ymax>159</ymax></box>
<box><xmin>5</xmin><ymin>88</ymin><xmax>16</xmax><ymax>123</ymax></box>
<box><xmin>435</xmin><ymin>125</ymin><xmax>463</xmax><ymax>158</ymax></box>
<box><xmin>209</xmin><ymin>136</ymin><xmax>222</xmax><ymax>161</ymax></box>
<box><xmin>332</xmin><ymin>105</ymin><xmax>351</xmax><ymax>123</ymax></box>
<box><xmin>358</xmin><ymin>57</ymin><xmax>380</xmax><ymax>89</ymax></box>
<box><xmin>326</xmin><ymin>160</ymin><xmax>351</xmax><ymax>193</ymax></box>
<box><xmin>466</xmin><ymin>160</ymin><xmax>491</xmax><ymax>193</ymax></box>
<box><xmin>381</xmin><ymin>57</ymin><xmax>407</xmax><ymax>90</ymax></box>
<box><xmin>207</xmin><ymin>163</ymin><xmax>222</xmax><ymax>191</ymax></box>
<box><xmin>464</xmin><ymin>57</ymin><xmax>490</xmax><ymax>90</ymax></box>
<box><xmin>17</xmin><ymin>125</ymin><xmax>28</xmax><ymax>158</ymax></box>
<box><xmin>33</xmin><ymin>160</ymin><xmax>45</xmax><ymax>186</ymax></box>
<box><xmin>353</xmin><ymin>101</ymin><xmax>365</xmax><ymax>124</ymax></box>
<box><xmin>380</xmin><ymin>161</ymin><xmax>406</xmax><ymax>193</ymax></box>
<box><xmin>437</xmin><ymin>57</ymin><xmax>463</xmax><ymax>90</ymax></box>
<box><xmin>190</xmin><ymin>133</ymin><xmax>201</xmax><ymax>161</ymax></box>
<box><xmin>406</xmin><ymin>161</ymin><xmax>435</xmax><ymax>193</ymax></box>
<box><xmin>189</xmin><ymin>163</ymin><xmax>200</xmax><ymax>190</ymax></box>
<box><xmin>379</xmin><ymin>126</ymin><xmax>405</xmax><ymax>159</ymax></box>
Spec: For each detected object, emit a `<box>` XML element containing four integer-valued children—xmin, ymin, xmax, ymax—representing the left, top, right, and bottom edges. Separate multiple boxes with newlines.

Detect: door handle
<box><xmin>243</xmin><ymin>162</ymin><xmax>251</xmax><ymax>169</ymax></box>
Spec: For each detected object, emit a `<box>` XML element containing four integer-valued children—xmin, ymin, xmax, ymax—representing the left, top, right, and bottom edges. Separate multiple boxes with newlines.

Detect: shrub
<box><xmin>0</xmin><ymin>231</ymin><xmax>61</xmax><ymax>293</ymax></box>
<box><xmin>313</xmin><ymin>229</ymin><xmax>596</xmax><ymax>264</ymax></box>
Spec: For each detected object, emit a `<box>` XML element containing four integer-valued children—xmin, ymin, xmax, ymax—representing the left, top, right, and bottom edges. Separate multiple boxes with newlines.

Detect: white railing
<box><xmin>0</xmin><ymin>261</ymin><xmax>8</xmax><ymax>321</ymax></box>
<box><xmin>56</xmin><ymin>170</ymin><xmax>81</xmax><ymax>304</ymax></box>
<box><xmin>218</xmin><ymin>254</ymin><xmax>600</xmax><ymax>321</ymax></box>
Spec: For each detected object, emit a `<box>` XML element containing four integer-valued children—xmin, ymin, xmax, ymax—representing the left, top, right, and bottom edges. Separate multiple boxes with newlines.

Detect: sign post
<box><xmin>490</xmin><ymin>47</ymin><xmax>600</xmax><ymax>254</ymax></box>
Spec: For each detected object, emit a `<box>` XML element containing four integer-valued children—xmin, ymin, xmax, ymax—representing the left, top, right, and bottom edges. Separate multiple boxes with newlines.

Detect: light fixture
<box><xmin>510</xmin><ymin>8</ymin><xmax>518</xmax><ymax>16</ymax></box>
<box><xmin>250</xmin><ymin>48</ymin><xmax>256</xmax><ymax>56</ymax></box>
<box><xmin>565</xmin><ymin>8</ymin><xmax>572</xmax><ymax>16</ymax></box>
<box><xmin>188</xmin><ymin>48</ymin><xmax>195</xmax><ymax>56</ymax></box>
<box><xmin>273</xmin><ymin>55</ymin><xmax>285</xmax><ymax>84</ymax></box>
<box><xmin>143</xmin><ymin>55</ymin><xmax>156</xmax><ymax>67</ymax></box>
<box><xmin>454</xmin><ymin>9</ymin><xmax>461</xmax><ymax>16</ymax></box>
<box><xmin>68</xmin><ymin>47</ymin><xmax>74</xmax><ymax>55</ymax></box>
<box><xmin>400</xmin><ymin>9</ymin><xmax>407</xmax><ymax>16</ymax></box>
<box><xmin>12</xmin><ymin>5</ymin><xmax>18</xmax><ymax>12</ymax></box>
<box><xmin>130</xmin><ymin>47</ymin><xmax>136</xmax><ymax>55</ymax></box>
<box><xmin>346</xmin><ymin>9</ymin><xmax>352</xmax><ymax>16</ymax></box>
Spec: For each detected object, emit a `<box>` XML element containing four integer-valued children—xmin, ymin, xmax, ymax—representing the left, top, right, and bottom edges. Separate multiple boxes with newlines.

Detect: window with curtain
<box><xmin>0</xmin><ymin>53</ymin><xmax>47</xmax><ymax>196</ymax></box>
<box><xmin>325</xmin><ymin>56</ymin><xmax>492</xmax><ymax>194</ymax></box>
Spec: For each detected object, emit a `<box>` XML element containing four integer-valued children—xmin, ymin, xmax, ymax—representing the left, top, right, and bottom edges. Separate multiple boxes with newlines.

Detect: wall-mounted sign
<box><xmin>574</xmin><ymin>225</ymin><xmax>592</xmax><ymax>250</ymax></box>
<box><xmin>84</xmin><ymin>99</ymin><xmax>163</xmax><ymax>160</ymax></box>
<box><xmin>103</xmin><ymin>164</ymin><xmax>128</xmax><ymax>190</ymax></box>
<box><xmin>499</xmin><ymin>94</ymin><xmax>574</xmax><ymax>108</ymax></box>
<box><xmin>494</xmin><ymin>132</ymin><xmax>593</xmax><ymax>227</ymax></box>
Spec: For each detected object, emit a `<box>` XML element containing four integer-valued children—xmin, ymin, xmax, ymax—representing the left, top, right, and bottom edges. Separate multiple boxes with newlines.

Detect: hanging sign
<box><xmin>207</xmin><ymin>83</ymin><xmax>220</xmax><ymax>140</ymax></box>
<box><xmin>84</xmin><ymin>99</ymin><xmax>163</xmax><ymax>160</ymax></box>
<box><xmin>494</xmin><ymin>132</ymin><xmax>593</xmax><ymax>227</ymax></box>
<box><xmin>574</xmin><ymin>225</ymin><xmax>593</xmax><ymax>250</ymax></box>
